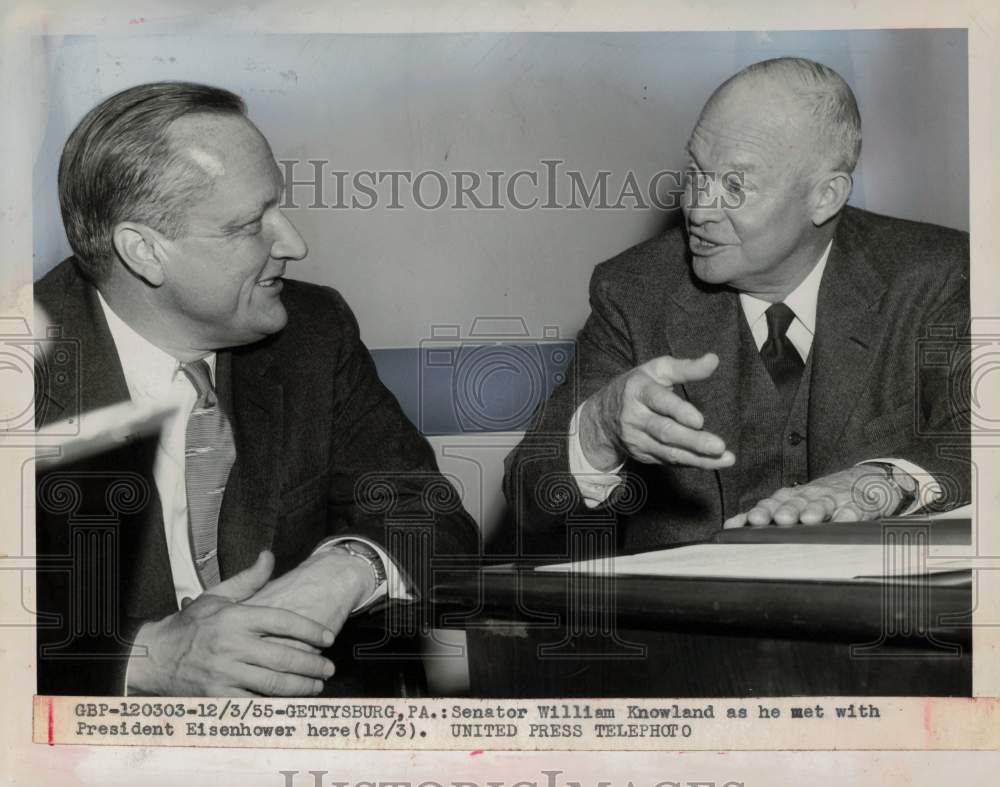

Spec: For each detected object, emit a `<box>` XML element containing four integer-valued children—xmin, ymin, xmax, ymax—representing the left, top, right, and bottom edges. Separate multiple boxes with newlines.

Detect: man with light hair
<box><xmin>506</xmin><ymin>57</ymin><xmax>970</xmax><ymax>547</ymax></box>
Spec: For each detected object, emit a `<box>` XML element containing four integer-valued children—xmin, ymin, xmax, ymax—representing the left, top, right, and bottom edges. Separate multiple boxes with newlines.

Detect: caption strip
<box><xmin>33</xmin><ymin>696</ymin><xmax>999</xmax><ymax>750</ymax></box>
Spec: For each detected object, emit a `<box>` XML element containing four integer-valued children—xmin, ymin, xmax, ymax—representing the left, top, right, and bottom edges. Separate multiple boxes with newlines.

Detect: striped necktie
<box><xmin>180</xmin><ymin>359</ymin><xmax>235</xmax><ymax>588</ymax></box>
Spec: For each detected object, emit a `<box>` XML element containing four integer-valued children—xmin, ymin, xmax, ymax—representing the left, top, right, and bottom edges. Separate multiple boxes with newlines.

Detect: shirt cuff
<box><xmin>312</xmin><ymin>537</ymin><xmax>413</xmax><ymax>613</ymax></box>
<box><xmin>857</xmin><ymin>458</ymin><xmax>941</xmax><ymax>515</ymax></box>
<box><xmin>568</xmin><ymin>402</ymin><xmax>626</xmax><ymax>509</ymax></box>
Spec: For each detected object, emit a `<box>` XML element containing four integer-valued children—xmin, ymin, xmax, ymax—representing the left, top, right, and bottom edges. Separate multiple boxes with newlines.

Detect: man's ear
<box><xmin>111</xmin><ymin>222</ymin><xmax>170</xmax><ymax>286</ymax></box>
<box><xmin>810</xmin><ymin>171</ymin><xmax>853</xmax><ymax>226</ymax></box>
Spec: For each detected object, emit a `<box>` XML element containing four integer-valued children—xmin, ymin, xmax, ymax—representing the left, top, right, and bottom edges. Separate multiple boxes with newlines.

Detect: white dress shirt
<box><xmin>96</xmin><ymin>293</ymin><xmax>408</xmax><ymax>610</ymax></box>
<box><xmin>568</xmin><ymin>241</ymin><xmax>935</xmax><ymax>515</ymax></box>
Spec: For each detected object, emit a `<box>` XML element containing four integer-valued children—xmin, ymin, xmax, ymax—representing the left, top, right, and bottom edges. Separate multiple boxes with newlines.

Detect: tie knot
<box><xmin>765</xmin><ymin>302</ymin><xmax>796</xmax><ymax>340</ymax></box>
<box><xmin>180</xmin><ymin>359</ymin><xmax>216</xmax><ymax>406</ymax></box>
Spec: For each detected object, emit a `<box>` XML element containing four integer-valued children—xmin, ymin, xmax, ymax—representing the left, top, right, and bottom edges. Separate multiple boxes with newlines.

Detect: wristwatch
<box><xmin>332</xmin><ymin>540</ymin><xmax>387</xmax><ymax>592</ymax></box>
<box><xmin>871</xmin><ymin>462</ymin><xmax>919</xmax><ymax>516</ymax></box>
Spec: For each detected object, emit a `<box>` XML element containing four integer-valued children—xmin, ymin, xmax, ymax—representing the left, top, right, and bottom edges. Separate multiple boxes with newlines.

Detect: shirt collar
<box><xmin>96</xmin><ymin>290</ymin><xmax>216</xmax><ymax>401</ymax></box>
<box><xmin>738</xmin><ymin>239</ymin><xmax>833</xmax><ymax>335</ymax></box>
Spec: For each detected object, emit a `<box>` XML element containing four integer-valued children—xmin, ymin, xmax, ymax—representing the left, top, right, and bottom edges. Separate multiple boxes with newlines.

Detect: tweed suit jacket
<box><xmin>503</xmin><ymin>206</ymin><xmax>971</xmax><ymax>553</ymax></box>
<box><xmin>35</xmin><ymin>257</ymin><xmax>479</xmax><ymax>696</ymax></box>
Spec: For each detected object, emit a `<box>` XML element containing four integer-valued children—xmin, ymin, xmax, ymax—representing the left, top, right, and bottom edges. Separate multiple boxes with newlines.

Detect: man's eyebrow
<box><xmin>724</xmin><ymin>159</ymin><xmax>758</xmax><ymax>174</ymax></box>
<box><xmin>685</xmin><ymin>139</ymin><xmax>760</xmax><ymax>176</ymax></box>
<box><xmin>223</xmin><ymin>196</ymin><xmax>277</xmax><ymax>228</ymax></box>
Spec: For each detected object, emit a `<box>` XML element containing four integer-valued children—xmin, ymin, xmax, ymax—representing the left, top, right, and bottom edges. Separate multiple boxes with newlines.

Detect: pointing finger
<box><xmin>647</xmin><ymin>353</ymin><xmax>720</xmax><ymax>386</ymax></box>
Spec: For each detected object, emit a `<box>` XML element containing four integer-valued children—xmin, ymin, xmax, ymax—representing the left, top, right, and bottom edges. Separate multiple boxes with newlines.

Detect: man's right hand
<box><xmin>579</xmin><ymin>352</ymin><xmax>735</xmax><ymax>472</ymax></box>
<box><xmin>126</xmin><ymin>552</ymin><xmax>336</xmax><ymax>697</ymax></box>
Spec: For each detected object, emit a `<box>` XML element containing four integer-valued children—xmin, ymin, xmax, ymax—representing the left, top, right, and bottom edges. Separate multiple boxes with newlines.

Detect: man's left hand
<box><xmin>723</xmin><ymin>465</ymin><xmax>909</xmax><ymax>528</ymax></box>
<box><xmin>245</xmin><ymin>548</ymin><xmax>377</xmax><ymax>638</ymax></box>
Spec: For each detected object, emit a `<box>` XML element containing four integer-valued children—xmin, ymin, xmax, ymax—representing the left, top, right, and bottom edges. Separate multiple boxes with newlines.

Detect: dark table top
<box><xmin>430</xmin><ymin>520</ymin><xmax>973</xmax><ymax>646</ymax></box>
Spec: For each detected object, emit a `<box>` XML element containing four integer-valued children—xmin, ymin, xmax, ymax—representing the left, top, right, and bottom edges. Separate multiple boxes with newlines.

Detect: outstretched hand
<box><xmin>579</xmin><ymin>352</ymin><xmax>735</xmax><ymax>472</ymax></box>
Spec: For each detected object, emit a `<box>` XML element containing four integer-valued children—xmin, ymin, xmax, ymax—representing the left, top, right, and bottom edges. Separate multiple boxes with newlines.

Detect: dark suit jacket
<box><xmin>35</xmin><ymin>257</ymin><xmax>479</xmax><ymax>696</ymax></box>
<box><xmin>504</xmin><ymin>206</ymin><xmax>971</xmax><ymax>553</ymax></box>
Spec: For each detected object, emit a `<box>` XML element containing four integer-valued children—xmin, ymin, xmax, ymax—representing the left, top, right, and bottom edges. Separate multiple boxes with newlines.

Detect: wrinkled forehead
<box><xmin>688</xmin><ymin>79</ymin><xmax>818</xmax><ymax>175</ymax></box>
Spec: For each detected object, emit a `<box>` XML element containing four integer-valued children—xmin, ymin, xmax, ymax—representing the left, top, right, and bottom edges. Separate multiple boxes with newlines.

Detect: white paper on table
<box><xmin>926</xmin><ymin>502</ymin><xmax>973</xmax><ymax>519</ymax></box>
<box><xmin>536</xmin><ymin>543</ymin><xmax>973</xmax><ymax>581</ymax></box>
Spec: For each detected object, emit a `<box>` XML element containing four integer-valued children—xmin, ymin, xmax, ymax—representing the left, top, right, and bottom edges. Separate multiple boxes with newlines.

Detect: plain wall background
<box><xmin>31</xmin><ymin>30</ymin><xmax>969</xmax><ymax>692</ymax></box>
<box><xmin>34</xmin><ymin>30</ymin><xmax>968</xmax><ymax>348</ymax></box>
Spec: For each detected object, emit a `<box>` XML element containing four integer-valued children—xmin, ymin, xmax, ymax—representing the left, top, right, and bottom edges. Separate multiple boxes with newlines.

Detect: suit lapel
<box><xmin>653</xmin><ymin>209</ymin><xmax>887</xmax><ymax>513</ymax></box>
<box><xmin>42</xmin><ymin>271</ymin><xmax>176</xmax><ymax>620</ymax></box>
<box><xmin>808</xmin><ymin>215</ymin><xmax>888</xmax><ymax>472</ymax></box>
<box><xmin>217</xmin><ymin>346</ymin><xmax>284</xmax><ymax>578</ymax></box>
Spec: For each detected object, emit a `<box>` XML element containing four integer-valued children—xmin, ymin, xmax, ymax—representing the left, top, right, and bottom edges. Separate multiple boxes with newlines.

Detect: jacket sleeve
<box><xmin>502</xmin><ymin>265</ymin><xmax>639</xmax><ymax>549</ymax></box>
<box><xmin>320</xmin><ymin>292</ymin><xmax>480</xmax><ymax>597</ymax></box>
<box><xmin>878</xmin><ymin>271</ymin><xmax>971</xmax><ymax>511</ymax></box>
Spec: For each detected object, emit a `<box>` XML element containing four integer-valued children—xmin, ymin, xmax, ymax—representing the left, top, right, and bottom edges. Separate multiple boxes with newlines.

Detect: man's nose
<box><xmin>683</xmin><ymin>172</ymin><xmax>725</xmax><ymax>225</ymax></box>
<box><xmin>271</xmin><ymin>211</ymin><xmax>309</xmax><ymax>261</ymax></box>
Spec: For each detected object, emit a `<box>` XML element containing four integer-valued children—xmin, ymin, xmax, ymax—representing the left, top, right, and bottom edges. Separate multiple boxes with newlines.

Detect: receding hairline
<box><xmin>155</xmin><ymin>112</ymin><xmax>278</xmax><ymax>219</ymax></box>
<box><xmin>698</xmin><ymin>58</ymin><xmax>862</xmax><ymax>174</ymax></box>
<box><xmin>57</xmin><ymin>81</ymin><xmax>250</xmax><ymax>282</ymax></box>
<box><xmin>164</xmin><ymin>112</ymin><xmax>268</xmax><ymax>175</ymax></box>
<box><xmin>157</xmin><ymin>112</ymin><xmax>284</xmax><ymax>231</ymax></box>
<box><xmin>698</xmin><ymin>77</ymin><xmax>822</xmax><ymax>151</ymax></box>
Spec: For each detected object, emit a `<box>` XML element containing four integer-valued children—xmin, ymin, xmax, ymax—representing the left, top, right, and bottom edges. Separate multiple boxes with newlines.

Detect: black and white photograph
<box><xmin>2</xmin><ymin>1</ymin><xmax>998</xmax><ymax>785</ymax></box>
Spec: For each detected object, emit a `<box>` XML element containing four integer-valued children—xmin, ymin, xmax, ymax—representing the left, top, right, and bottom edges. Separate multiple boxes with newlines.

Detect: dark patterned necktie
<box><xmin>180</xmin><ymin>359</ymin><xmax>235</xmax><ymax>588</ymax></box>
<box><xmin>760</xmin><ymin>302</ymin><xmax>804</xmax><ymax>401</ymax></box>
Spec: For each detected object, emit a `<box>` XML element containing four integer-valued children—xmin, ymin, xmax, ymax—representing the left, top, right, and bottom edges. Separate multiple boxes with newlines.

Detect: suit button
<box><xmin>788</xmin><ymin>431</ymin><xmax>805</xmax><ymax>446</ymax></box>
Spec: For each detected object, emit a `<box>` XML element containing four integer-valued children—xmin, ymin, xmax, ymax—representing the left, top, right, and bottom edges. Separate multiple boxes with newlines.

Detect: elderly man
<box><xmin>505</xmin><ymin>57</ymin><xmax>970</xmax><ymax>550</ymax></box>
<box><xmin>35</xmin><ymin>82</ymin><xmax>478</xmax><ymax>696</ymax></box>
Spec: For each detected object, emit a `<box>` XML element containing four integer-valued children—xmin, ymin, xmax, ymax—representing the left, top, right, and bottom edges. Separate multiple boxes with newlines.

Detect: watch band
<box><xmin>332</xmin><ymin>540</ymin><xmax>387</xmax><ymax>589</ymax></box>
<box><xmin>871</xmin><ymin>462</ymin><xmax>918</xmax><ymax>516</ymax></box>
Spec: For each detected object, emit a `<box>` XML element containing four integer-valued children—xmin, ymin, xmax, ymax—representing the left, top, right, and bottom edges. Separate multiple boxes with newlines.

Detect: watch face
<box><xmin>885</xmin><ymin>467</ymin><xmax>918</xmax><ymax>515</ymax></box>
<box><xmin>894</xmin><ymin>468</ymin><xmax>919</xmax><ymax>494</ymax></box>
